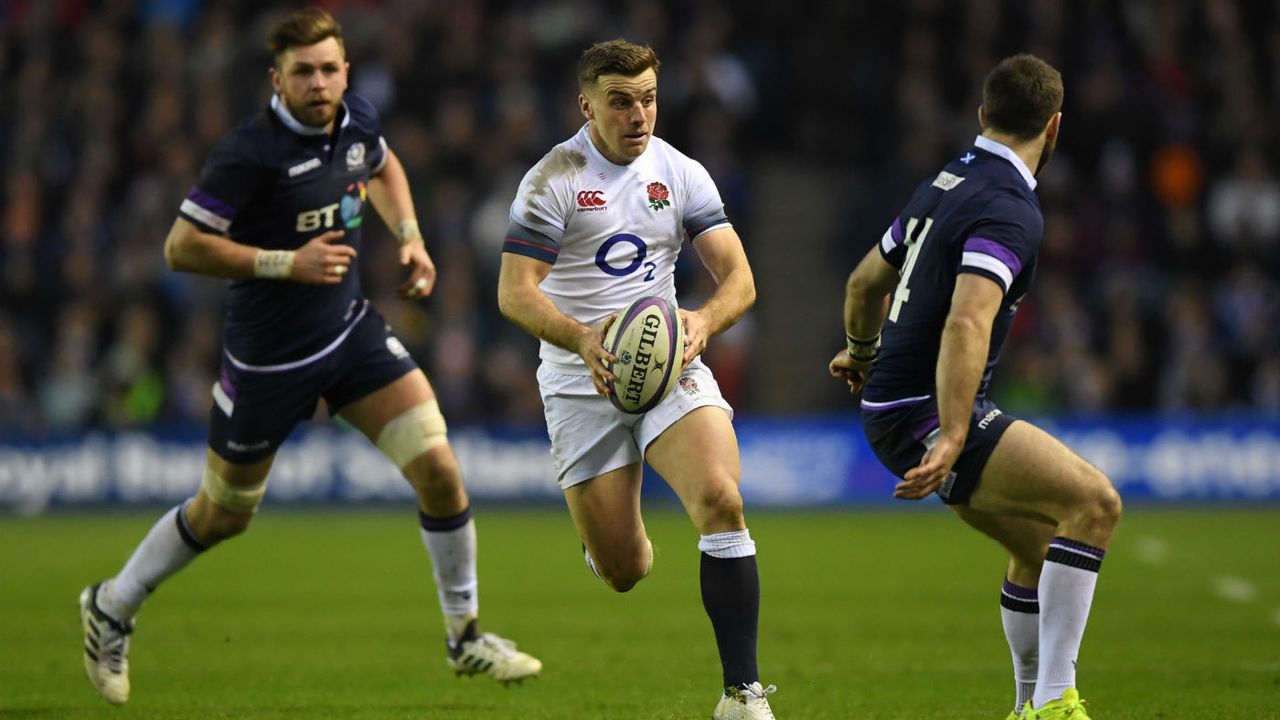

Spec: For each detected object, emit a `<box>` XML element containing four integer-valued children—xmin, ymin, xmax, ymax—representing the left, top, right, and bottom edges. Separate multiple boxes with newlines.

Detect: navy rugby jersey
<box><xmin>178</xmin><ymin>93</ymin><xmax>388</xmax><ymax>367</ymax></box>
<box><xmin>862</xmin><ymin>136</ymin><xmax>1043</xmax><ymax>408</ymax></box>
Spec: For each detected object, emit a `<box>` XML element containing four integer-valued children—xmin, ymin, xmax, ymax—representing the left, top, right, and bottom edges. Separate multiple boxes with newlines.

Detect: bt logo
<box><xmin>295</xmin><ymin>182</ymin><xmax>367</xmax><ymax>232</ymax></box>
<box><xmin>296</xmin><ymin>203</ymin><xmax>340</xmax><ymax>232</ymax></box>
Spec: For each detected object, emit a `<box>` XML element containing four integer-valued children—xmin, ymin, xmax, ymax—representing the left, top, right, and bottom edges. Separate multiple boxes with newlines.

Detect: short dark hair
<box><xmin>267</xmin><ymin>7</ymin><xmax>344</xmax><ymax>65</ymax></box>
<box><xmin>982</xmin><ymin>54</ymin><xmax>1063</xmax><ymax>140</ymax></box>
<box><xmin>578</xmin><ymin>39</ymin><xmax>660</xmax><ymax>89</ymax></box>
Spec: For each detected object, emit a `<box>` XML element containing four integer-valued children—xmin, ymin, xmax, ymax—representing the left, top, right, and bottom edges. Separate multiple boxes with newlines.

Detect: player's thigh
<box><xmin>970</xmin><ymin>419</ymin><xmax>1114</xmax><ymax>525</ymax></box>
<box><xmin>564</xmin><ymin>463</ymin><xmax>647</xmax><ymax>560</ymax></box>
<box><xmin>336</xmin><ymin>369</ymin><xmax>459</xmax><ymax>473</ymax></box>
<box><xmin>644</xmin><ymin>406</ymin><xmax>744</xmax><ymax>533</ymax></box>
<box><xmin>950</xmin><ymin>504</ymin><xmax>1054</xmax><ymax>573</ymax></box>
<box><xmin>538</xmin><ymin>365</ymin><xmax>643</xmax><ymax>490</ymax></box>
<box><xmin>206</xmin><ymin>448</ymin><xmax>275</xmax><ymax>486</ymax></box>
<box><xmin>336</xmin><ymin>368</ymin><xmax>437</xmax><ymax>439</ymax></box>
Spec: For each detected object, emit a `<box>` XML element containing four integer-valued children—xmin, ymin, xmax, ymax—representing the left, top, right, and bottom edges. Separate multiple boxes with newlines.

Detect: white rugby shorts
<box><xmin>536</xmin><ymin>357</ymin><xmax>733</xmax><ymax>489</ymax></box>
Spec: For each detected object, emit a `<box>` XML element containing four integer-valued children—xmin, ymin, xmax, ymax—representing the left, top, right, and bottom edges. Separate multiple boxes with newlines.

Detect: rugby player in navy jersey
<box><xmin>78</xmin><ymin>8</ymin><xmax>539</xmax><ymax>705</ymax></box>
<box><xmin>829</xmin><ymin>55</ymin><xmax>1121</xmax><ymax>720</ymax></box>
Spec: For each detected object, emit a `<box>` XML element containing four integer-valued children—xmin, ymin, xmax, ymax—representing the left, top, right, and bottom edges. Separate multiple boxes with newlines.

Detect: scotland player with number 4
<box><xmin>497</xmin><ymin>39</ymin><xmax>777</xmax><ymax>720</ymax></box>
<box><xmin>78</xmin><ymin>8</ymin><xmax>539</xmax><ymax>705</ymax></box>
<box><xmin>829</xmin><ymin>55</ymin><xmax>1121</xmax><ymax>720</ymax></box>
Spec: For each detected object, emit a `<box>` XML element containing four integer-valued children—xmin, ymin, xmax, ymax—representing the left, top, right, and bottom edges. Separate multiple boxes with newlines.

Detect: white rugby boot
<box><xmin>79</xmin><ymin>582</ymin><xmax>133</xmax><ymax>704</ymax></box>
<box><xmin>713</xmin><ymin>681</ymin><xmax>778</xmax><ymax>720</ymax></box>
<box><xmin>446</xmin><ymin>619</ymin><xmax>542</xmax><ymax>685</ymax></box>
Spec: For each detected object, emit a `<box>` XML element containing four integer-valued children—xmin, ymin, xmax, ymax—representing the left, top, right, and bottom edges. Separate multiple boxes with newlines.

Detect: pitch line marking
<box><xmin>1212</xmin><ymin>576</ymin><xmax>1258</xmax><ymax>604</ymax></box>
<box><xmin>1133</xmin><ymin>536</ymin><xmax>1168</xmax><ymax>565</ymax></box>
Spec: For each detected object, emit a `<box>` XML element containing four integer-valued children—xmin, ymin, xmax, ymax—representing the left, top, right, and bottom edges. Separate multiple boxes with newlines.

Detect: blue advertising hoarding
<box><xmin>2</xmin><ymin>416</ymin><xmax>1279</xmax><ymax>513</ymax></box>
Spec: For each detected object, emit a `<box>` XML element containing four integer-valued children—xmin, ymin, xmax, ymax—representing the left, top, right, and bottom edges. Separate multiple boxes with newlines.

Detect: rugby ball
<box><xmin>603</xmin><ymin>297</ymin><xmax>685</xmax><ymax>414</ymax></box>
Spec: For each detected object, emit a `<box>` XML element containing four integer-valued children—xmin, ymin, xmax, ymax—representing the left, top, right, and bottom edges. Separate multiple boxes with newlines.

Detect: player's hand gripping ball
<box><xmin>602</xmin><ymin>297</ymin><xmax>685</xmax><ymax>414</ymax></box>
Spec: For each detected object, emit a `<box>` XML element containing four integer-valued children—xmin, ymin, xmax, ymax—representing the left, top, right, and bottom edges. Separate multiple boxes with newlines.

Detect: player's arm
<box><xmin>684</xmin><ymin>226</ymin><xmax>756</xmax><ymax>365</ymax></box>
<box><xmin>367</xmin><ymin>147</ymin><xmax>435</xmax><ymax>299</ymax></box>
<box><xmin>830</xmin><ymin>246</ymin><xmax>899</xmax><ymax>394</ymax></box>
<box><xmin>497</xmin><ymin>252</ymin><xmax>617</xmax><ymax>395</ymax></box>
<box><xmin>895</xmin><ymin>273</ymin><xmax>1002</xmax><ymax>499</ymax></box>
<box><xmin>163</xmin><ymin>217</ymin><xmax>351</xmax><ymax>285</ymax></box>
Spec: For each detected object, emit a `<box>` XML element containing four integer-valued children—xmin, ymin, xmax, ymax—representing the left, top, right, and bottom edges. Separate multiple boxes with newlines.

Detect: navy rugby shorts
<box><xmin>861</xmin><ymin>397</ymin><xmax>1017</xmax><ymax>505</ymax></box>
<box><xmin>208</xmin><ymin>306</ymin><xmax>419</xmax><ymax>464</ymax></box>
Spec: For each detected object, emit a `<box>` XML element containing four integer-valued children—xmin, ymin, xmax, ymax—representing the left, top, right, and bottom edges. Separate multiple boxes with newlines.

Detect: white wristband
<box><xmin>395</xmin><ymin>218</ymin><xmax>423</xmax><ymax>246</ymax></box>
<box><xmin>254</xmin><ymin>250</ymin><xmax>295</xmax><ymax>279</ymax></box>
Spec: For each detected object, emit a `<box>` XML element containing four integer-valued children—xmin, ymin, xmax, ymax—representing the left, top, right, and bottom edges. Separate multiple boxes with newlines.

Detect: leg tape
<box><xmin>376</xmin><ymin>400</ymin><xmax>449</xmax><ymax>469</ymax></box>
<box><xmin>200</xmin><ymin>467</ymin><xmax>267</xmax><ymax>514</ymax></box>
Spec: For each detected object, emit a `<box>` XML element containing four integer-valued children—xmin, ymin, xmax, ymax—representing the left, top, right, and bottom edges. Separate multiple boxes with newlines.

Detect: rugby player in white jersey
<box><xmin>77</xmin><ymin>8</ymin><xmax>539</xmax><ymax>705</ymax></box>
<box><xmin>497</xmin><ymin>39</ymin><xmax>777</xmax><ymax>720</ymax></box>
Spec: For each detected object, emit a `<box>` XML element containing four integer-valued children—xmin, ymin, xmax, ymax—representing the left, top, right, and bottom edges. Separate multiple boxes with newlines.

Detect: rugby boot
<box><xmin>79</xmin><ymin>582</ymin><xmax>133</xmax><ymax>704</ymax></box>
<box><xmin>446</xmin><ymin>619</ymin><xmax>542</xmax><ymax>685</ymax></box>
<box><xmin>1025</xmin><ymin>689</ymin><xmax>1091</xmax><ymax>720</ymax></box>
<box><xmin>713</xmin><ymin>681</ymin><xmax>778</xmax><ymax>720</ymax></box>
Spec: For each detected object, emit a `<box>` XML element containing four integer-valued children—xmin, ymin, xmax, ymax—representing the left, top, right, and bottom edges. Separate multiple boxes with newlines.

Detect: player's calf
<box><xmin>586</xmin><ymin>538</ymin><xmax>652</xmax><ymax>592</ymax></box>
<box><xmin>405</xmin><ymin>446</ymin><xmax>467</xmax><ymax>513</ymax></box>
<box><xmin>185</xmin><ymin>465</ymin><xmax>266</xmax><ymax>544</ymax></box>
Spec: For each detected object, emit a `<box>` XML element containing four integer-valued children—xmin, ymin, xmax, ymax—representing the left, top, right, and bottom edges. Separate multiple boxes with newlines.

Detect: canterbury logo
<box><xmin>576</xmin><ymin>190</ymin><xmax>606</xmax><ymax>208</ymax></box>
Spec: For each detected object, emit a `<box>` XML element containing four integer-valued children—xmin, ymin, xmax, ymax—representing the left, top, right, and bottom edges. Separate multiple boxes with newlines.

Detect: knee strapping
<box><xmin>200</xmin><ymin>467</ymin><xmax>267</xmax><ymax>514</ymax></box>
<box><xmin>376</xmin><ymin>400</ymin><xmax>449</xmax><ymax>469</ymax></box>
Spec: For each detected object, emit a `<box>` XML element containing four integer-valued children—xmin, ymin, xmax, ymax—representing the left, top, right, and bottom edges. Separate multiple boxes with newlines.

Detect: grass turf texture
<box><xmin>1</xmin><ymin>507</ymin><xmax>1277</xmax><ymax>718</ymax></box>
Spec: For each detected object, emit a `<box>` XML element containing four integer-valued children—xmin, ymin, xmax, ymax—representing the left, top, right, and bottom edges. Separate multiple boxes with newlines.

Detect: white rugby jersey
<box><xmin>504</xmin><ymin>124</ymin><xmax>731</xmax><ymax>373</ymax></box>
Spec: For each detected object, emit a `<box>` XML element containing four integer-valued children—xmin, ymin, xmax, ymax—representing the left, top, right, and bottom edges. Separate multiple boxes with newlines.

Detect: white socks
<box><xmin>1000</xmin><ymin>579</ymin><xmax>1039</xmax><ymax>713</ymax></box>
<box><xmin>418</xmin><ymin>508</ymin><xmax>479</xmax><ymax>643</ymax></box>
<box><xmin>99</xmin><ymin>502</ymin><xmax>206</xmax><ymax>621</ymax></box>
<box><xmin>1033</xmin><ymin>537</ymin><xmax>1105</xmax><ymax>708</ymax></box>
<box><xmin>698</xmin><ymin>529</ymin><xmax>756</xmax><ymax>559</ymax></box>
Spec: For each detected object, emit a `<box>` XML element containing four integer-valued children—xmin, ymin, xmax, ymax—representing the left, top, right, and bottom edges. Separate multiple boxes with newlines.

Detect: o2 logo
<box><xmin>595</xmin><ymin>233</ymin><xmax>657</xmax><ymax>280</ymax></box>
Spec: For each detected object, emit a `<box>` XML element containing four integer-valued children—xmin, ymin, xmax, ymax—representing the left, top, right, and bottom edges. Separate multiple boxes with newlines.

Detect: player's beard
<box><xmin>286</xmin><ymin>95</ymin><xmax>339</xmax><ymax>128</ymax></box>
<box><xmin>1034</xmin><ymin>134</ymin><xmax>1057</xmax><ymax>176</ymax></box>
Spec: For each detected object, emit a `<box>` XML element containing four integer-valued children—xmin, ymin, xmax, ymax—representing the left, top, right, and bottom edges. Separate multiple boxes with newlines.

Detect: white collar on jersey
<box><xmin>271</xmin><ymin>94</ymin><xmax>350</xmax><ymax>137</ymax></box>
<box><xmin>973</xmin><ymin>135</ymin><xmax>1037</xmax><ymax>190</ymax></box>
<box><xmin>580</xmin><ymin>122</ymin><xmax>650</xmax><ymax>167</ymax></box>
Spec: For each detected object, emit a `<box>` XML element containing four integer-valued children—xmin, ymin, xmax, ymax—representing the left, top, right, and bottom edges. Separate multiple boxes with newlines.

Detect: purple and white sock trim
<box><xmin>419</xmin><ymin>506</ymin><xmax>473</xmax><ymax>533</ymax></box>
<box><xmin>1000</xmin><ymin>579</ymin><xmax>1039</xmax><ymax>614</ymax></box>
<box><xmin>1045</xmin><ymin>536</ymin><xmax>1105</xmax><ymax>573</ymax></box>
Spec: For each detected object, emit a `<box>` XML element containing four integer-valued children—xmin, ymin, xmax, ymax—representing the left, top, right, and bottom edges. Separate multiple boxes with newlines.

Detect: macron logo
<box><xmin>288</xmin><ymin>158</ymin><xmax>322</xmax><ymax>178</ymax></box>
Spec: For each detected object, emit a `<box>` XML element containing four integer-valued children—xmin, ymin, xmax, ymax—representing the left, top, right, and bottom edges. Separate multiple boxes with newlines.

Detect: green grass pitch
<box><xmin>2</xmin><ymin>506</ymin><xmax>1277</xmax><ymax>718</ymax></box>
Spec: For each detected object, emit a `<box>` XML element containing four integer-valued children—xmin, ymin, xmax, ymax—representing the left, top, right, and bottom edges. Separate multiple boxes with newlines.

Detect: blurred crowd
<box><xmin>1</xmin><ymin>0</ymin><xmax>1277</xmax><ymax>436</ymax></box>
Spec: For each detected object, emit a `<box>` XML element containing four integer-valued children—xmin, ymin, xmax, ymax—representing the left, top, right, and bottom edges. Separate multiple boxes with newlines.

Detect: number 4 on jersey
<box><xmin>888</xmin><ymin>216</ymin><xmax>933</xmax><ymax>323</ymax></box>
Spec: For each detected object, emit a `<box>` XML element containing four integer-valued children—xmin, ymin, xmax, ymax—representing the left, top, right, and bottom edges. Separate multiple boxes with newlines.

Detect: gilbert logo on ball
<box><xmin>603</xmin><ymin>296</ymin><xmax>684</xmax><ymax>414</ymax></box>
